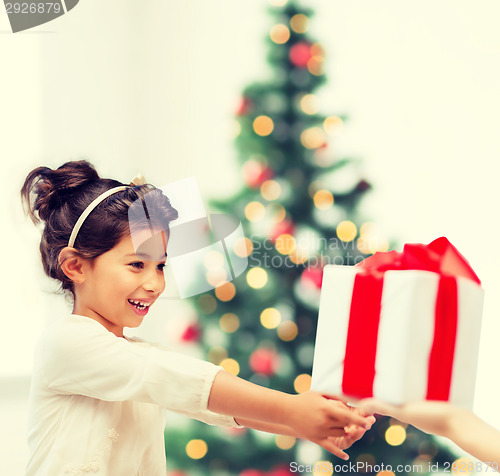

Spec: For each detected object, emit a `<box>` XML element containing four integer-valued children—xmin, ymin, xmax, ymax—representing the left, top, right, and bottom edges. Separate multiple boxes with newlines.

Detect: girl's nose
<box><xmin>143</xmin><ymin>269</ymin><xmax>165</xmax><ymax>294</ymax></box>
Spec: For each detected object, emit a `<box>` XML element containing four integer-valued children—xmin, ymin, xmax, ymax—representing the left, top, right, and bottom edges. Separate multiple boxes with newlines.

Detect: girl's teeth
<box><xmin>129</xmin><ymin>299</ymin><xmax>150</xmax><ymax>310</ymax></box>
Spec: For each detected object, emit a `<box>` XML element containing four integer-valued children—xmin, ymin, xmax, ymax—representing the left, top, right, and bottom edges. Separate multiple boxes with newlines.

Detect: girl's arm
<box><xmin>232</xmin><ymin>418</ymin><xmax>297</xmax><ymax>437</ymax></box>
<box><xmin>208</xmin><ymin>370</ymin><xmax>375</xmax><ymax>460</ymax></box>
<box><xmin>358</xmin><ymin>398</ymin><xmax>500</xmax><ymax>467</ymax></box>
<box><xmin>234</xmin><ymin>416</ymin><xmax>372</xmax><ymax>456</ymax></box>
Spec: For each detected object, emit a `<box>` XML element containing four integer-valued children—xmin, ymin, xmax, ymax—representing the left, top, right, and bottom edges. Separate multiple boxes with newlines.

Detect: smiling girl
<box><xmin>21</xmin><ymin>160</ymin><xmax>374</xmax><ymax>476</ymax></box>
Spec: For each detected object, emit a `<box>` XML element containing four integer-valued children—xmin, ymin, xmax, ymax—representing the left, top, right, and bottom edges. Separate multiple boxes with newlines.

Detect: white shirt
<box><xmin>25</xmin><ymin>314</ymin><xmax>240</xmax><ymax>476</ymax></box>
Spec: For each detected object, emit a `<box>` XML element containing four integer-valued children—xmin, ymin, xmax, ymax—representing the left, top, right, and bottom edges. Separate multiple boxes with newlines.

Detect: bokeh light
<box><xmin>336</xmin><ymin>220</ymin><xmax>357</xmax><ymax>242</ymax></box>
<box><xmin>260</xmin><ymin>307</ymin><xmax>282</xmax><ymax>329</ymax></box>
<box><xmin>313</xmin><ymin>462</ymin><xmax>333</xmax><ymax>476</ymax></box>
<box><xmin>233</xmin><ymin>237</ymin><xmax>253</xmax><ymax>258</ymax></box>
<box><xmin>204</xmin><ymin>250</ymin><xmax>227</xmax><ymax>287</ymax></box>
<box><xmin>275</xmin><ymin>233</ymin><xmax>296</xmax><ymax>255</ymax></box>
<box><xmin>300</xmin><ymin>94</ymin><xmax>319</xmax><ymax>115</ymax></box>
<box><xmin>275</xmin><ymin>435</ymin><xmax>296</xmax><ymax>450</ymax></box>
<box><xmin>220</xmin><ymin>358</ymin><xmax>240</xmax><ymax>376</ymax></box>
<box><xmin>260</xmin><ymin>179</ymin><xmax>281</xmax><ymax>201</ymax></box>
<box><xmin>253</xmin><ymin>115</ymin><xmax>274</xmax><ymax>136</ymax></box>
<box><xmin>245</xmin><ymin>201</ymin><xmax>266</xmax><ymax>222</ymax></box>
<box><xmin>357</xmin><ymin>221</ymin><xmax>389</xmax><ymax>254</ymax></box>
<box><xmin>307</xmin><ymin>46</ymin><xmax>324</xmax><ymax>75</ymax></box>
<box><xmin>290</xmin><ymin>13</ymin><xmax>309</xmax><ymax>33</ymax></box>
<box><xmin>219</xmin><ymin>313</ymin><xmax>240</xmax><ymax>333</ymax></box>
<box><xmin>289</xmin><ymin>249</ymin><xmax>308</xmax><ymax>265</ymax></box>
<box><xmin>323</xmin><ymin>116</ymin><xmax>344</xmax><ymax>136</ymax></box>
<box><xmin>300</xmin><ymin>127</ymin><xmax>325</xmax><ymax>149</ymax></box>
<box><xmin>294</xmin><ymin>373</ymin><xmax>311</xmax><ymax>393</ymax></box>
<box><xmin>215</xmin><ymin>282</ymin><xmax>236</xmax><ymax>301</ymax></box>
<box><xmin>246</xmin><ymin>267</ymin><xmax>268</xmax><ymax>288</ymax></box>
<box><xmin>277</xmin><ymin>321</ymin><xmax>298</xmax><ymax>341</ymax></box>
<box><xmin>270</xmin><ymin>24</ymin><xmax>290</xmax><ymax>44</ymax></box>
<box><xmin>451</xmin><ymin>457</ymin><xmax>475</xmax><ymax>475</ymax></box>
<box><xmin>313</xmin><ymin>189</ymin><xmax>334</xmax><ymax>210</ymax></box>
<box><xmin>385</xmin><ymin>425</ymin><xmax>407</xmax><ymax>446</ymax></box>
<box><xmin>205</xmin><ymin>268</ymin><xmax>227</xmax><ymax>288</ymax></box>
<box><xmin>203</xmin><ymin>250</ymin><xmax>224</xmax><ymax>270</ymax></box>
<box><xmin>186</xmin><ymin>439</ymin><xmax>208</xmax><ymax>459</ymax></box>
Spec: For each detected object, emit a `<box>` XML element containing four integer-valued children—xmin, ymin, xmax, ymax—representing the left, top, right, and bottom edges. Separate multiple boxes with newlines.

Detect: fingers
<box><xmin>327</xmin><ymin>428</ymin><xmax>349</xmax><ymax>437</ymax></box>
<box><xmin>326</xmin><ymin>403</ymin><xmax>373</xmax><ymax>429</ymax></box>
<box><xmin>344</xmin><ymin>425</ymin><xmax>369</xmax><ymax>443</ymax></box>
<box><xmin>319</xmin><ymin>438</ymin><xmax>349</xmax><ymax>461</ymax></box>
<box><xmin>366</xmin><ymin>415</ymin><xmax>376</xmax><ymax>426</ymax></box>
<box><xmin>355</xmin><ymin>406</ymin><xmax>375</xmax><ymax>418</ymax></box>
<box><xmin>322</xmin><ymin>393</ymin><xmax>351</xmax><ymax>404</ymax></box>
<box><xmin>358</xmin><ymin>398</ymin><xmax>398</xmax><ymax>417</ymax></box>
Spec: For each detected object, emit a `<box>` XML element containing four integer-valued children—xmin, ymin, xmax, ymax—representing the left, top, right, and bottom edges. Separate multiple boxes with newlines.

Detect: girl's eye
<box><xmin>157</xmin><ymin>264</ymin><xmax>166</xmax><ymax>271</ymax></box>
<box><xmin>129</xmin><ymin>262</ymin><xmax>144</xmax><ymax>269</ymax></box>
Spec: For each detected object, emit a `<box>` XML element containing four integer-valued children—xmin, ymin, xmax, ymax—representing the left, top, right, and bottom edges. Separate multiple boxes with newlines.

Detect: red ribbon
<box><xmin>341</xmin><ymin>237</ymin><xmax>480</xmax><ymax>400</ymax></box>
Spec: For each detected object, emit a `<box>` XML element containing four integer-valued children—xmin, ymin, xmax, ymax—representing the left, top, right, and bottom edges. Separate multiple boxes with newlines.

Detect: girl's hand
<box><xmin>289</xmin><ymin>392</ymin><xmax>376</xmax><ymax>460</ymax></box>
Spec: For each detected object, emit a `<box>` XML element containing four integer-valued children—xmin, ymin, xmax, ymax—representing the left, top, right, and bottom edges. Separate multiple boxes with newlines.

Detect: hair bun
<box><xmin>21</xmin><ymin>160</ymin><xmax>100</xmax><ymax>224</ymax></box>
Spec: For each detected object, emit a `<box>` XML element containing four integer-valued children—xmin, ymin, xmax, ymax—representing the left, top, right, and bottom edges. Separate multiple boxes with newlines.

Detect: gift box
<box><xmin>311</xmin><ymin>237</ymin><xmax>484</xmax><ymax>409</ymax></box>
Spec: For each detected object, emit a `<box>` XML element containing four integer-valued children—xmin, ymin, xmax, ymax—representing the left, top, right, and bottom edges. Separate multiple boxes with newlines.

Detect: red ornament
<box><xmin>243</xmin><ymin>160</ymin><xmax>274</xmax><ymax>189</ymax></box>
<box><xmin>270</xmin><ymin>465</ymin><xmax>294</xmax><ymax>476</ymax></box>
<box><xmin>239</xmin><ymin>465</ymin><xmax>292</xmax><ymax>476</ymax></box>
<box><xmin>301</xmin><ymin>266</ymin><xmax>324</xmax><ymax>289</ymax></box>
<box><xmin>236</xmin><ymin>96</ymin><xmax>253</xmax><ymax>116</ymax></box>
<box><xmin>289</xmin><ymin>42</ymin><xmax>312</xmax><ymax>68</ymax></box>
<box><xmin>181</xmin><ymin>323</ymin><xmax>201</xmax><ymax>342</ymax></box>
<box><xmin>355</xmin><ymin>179</ymin><xmax>371</xmax><ymax>192</ymax></box>
<box><xmin>270</xmin><ymin>219</ymin><xmax>295</xmax><ymax>243</ymax></box>
<box><xmin>249</xmin><ymin>348</ymin><xmax>278</xmax><ymax>376</ymax></box>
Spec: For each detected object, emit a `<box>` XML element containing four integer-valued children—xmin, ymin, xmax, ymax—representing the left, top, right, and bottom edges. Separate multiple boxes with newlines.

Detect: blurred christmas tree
<box><xmin>165</xmin><ymin>1</ymin><xmax>458</xmax><ymax>475</ymax></box>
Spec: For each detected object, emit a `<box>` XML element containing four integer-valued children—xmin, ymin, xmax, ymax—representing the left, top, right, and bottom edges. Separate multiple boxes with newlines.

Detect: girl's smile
<box><xmin>127</xmin><ymin>298</ymin><xmax>153</xmax><ymax>316</ymax></box>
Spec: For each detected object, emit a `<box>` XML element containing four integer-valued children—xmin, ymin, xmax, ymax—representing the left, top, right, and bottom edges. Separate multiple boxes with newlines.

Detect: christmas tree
<box><xmin>165</xmin><ymin>1</ymin><xmax>459</xmax><ymax>474</ymax></box>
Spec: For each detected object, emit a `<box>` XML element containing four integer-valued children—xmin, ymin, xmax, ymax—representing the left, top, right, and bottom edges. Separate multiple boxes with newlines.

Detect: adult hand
<box><xmin>358</xmin><ymin>398</ymin><xmax>461</xmax><ymax>437</ymax></box>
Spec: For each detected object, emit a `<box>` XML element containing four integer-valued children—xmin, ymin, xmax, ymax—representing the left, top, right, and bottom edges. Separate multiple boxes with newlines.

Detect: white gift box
<box><xmin>311</xmin><ymin>264</ymin><xmax>484</xmax><ymax>408</ymax></box>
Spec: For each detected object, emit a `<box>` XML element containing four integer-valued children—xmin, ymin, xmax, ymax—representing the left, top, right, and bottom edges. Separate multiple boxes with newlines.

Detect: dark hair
<box><xmin>21</xmin><ymin>160</ymin><xmax>178</xmax><ymax>297</ymax></box>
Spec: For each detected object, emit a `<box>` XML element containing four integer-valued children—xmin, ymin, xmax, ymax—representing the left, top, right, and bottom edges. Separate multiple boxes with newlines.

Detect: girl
<box><xmin>358</xmin><ymin>398</ymin><xmax>500</xmax><ymax>468</ymax></box>
<box><xmin>21</xmin><ymin>160</ymin><xmax>375</xmax><ymax>476</ymax></box>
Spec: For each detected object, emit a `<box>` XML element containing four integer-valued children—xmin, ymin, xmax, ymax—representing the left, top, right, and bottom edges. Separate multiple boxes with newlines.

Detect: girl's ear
<box><xmin>58</xmin><ymin>247</ymin><xmax>87</xmax><ymax>284</ymax></box>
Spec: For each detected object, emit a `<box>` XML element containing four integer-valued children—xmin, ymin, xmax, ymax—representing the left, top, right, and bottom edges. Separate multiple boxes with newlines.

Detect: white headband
<box><xmin>68</xmin><ymin>186</ymin><xmax>128</xmax><ymax>248</ymax></box>
<box><xmin>67</xmin><ymin>174</ymin><xmax>146</xmax><ymax>248</ymax></box>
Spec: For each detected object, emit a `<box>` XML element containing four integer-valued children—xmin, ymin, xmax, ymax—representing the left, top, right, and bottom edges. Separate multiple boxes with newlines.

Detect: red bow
<box><xmin>356</xmin><ymin>236</ymin><xmax>480</xmax><ymax>284</ymax></box>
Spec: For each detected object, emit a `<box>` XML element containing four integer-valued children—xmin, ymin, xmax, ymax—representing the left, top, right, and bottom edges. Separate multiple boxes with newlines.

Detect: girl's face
<box><xmin>73</xmin><ymin>229</ymin><xmax>167</xmax><ymax>337</ymax></box>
